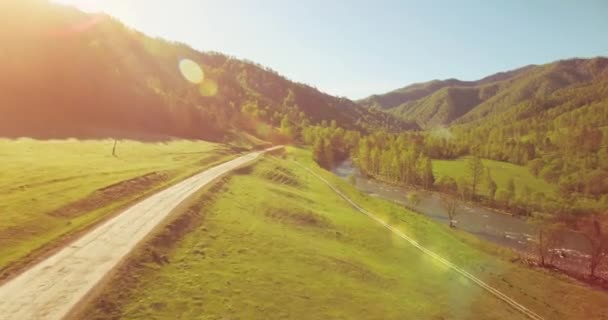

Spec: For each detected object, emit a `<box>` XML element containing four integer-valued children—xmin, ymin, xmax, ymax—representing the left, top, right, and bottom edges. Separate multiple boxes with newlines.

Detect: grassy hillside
<box><xmin>81</xmin><ymin>148</ymin><xmax>608</xmax><ymax>320</ymax></box>
<box><xmin>0</xmin><ymin>0</ymin><xmax>414</xmax><ymax>141</ymax></box>
<box><xmin>0</xmin><ymin>138</ymin><xmax>238</xmax><ymax>278</ymax></box>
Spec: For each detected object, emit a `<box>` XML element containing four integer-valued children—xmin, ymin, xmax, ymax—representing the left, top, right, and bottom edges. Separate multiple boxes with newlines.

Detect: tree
<box><xmin>584</xmin><ymin>169</ymin><xmax>608</xmax><ymax>197</ymax></box>
<box><xmin>435</xmin><ymin>176</ymin><xmax>457</xmax><ymax>193</ymax></box>
<box><xmin>312</xmin><ymin>139</ymin><xmax>326</xmax><ymax>168</ymax></box>
<box><xmin>419</xmin><ymin>156</ymin><xmax>435</xmax><ymax>189</ymax></box>
<box><xmin>111</xmin><ymin>139</ymin><xmax>118</xmax><ymax>157</ymax></box>
<box><xmin>496</xmin><ymin>189</ymin><xmax>511</xmax><ymax>207</ymax></box>
<box><xmin>535</xmin><ymin>223</ymin><xmax>565</xmax><ymax>267</ymax></box>
<box><xmin>579</xmin><ymin>218</ymin><xmax>607</xmax><ymax>277</ymax></box>
<box><xmin>441</xmin><ymin>195</ymin><xmax>459</xmax><ymax>228</ymax></box>
<box><xmin>519</xmin><ymin>185</ymin><xmax>532</xmax><ymax>209</ymax></box>
<box><xmin>507</xmin><ymin>178</ymin><xmax>516</xmax><ymax>201</ymax></box>
<box><xmin>323</xmin><ymin>138</ymin><xmax>334</xmax><ymax>167</ymax></box>
<box><xmin>485</xmin><ymin>168</ymin><xmax>497</xmax><ymax>200</ymax></box>
<box><xmin>457</xmin><ymin>177</ymin><xmax>471</xmax><ymax>200</ymax></box>
<box><xmin>527</xmin><ymin>158</ymin><xmax>544</xmax><ymax>177</ymax></box>
<box><xmin>467</xmin><ymin>156</ymin><xmax>484</xmax><ymax>199</ymax></box>
<box><xmin>279</xmin><ymin>115</ymin><xmax>294</xmax><ymax>139</ymax></box>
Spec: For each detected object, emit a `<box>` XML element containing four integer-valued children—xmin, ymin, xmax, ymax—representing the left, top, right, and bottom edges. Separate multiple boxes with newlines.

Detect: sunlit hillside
<box><xmin>0</xmin><ymin>0</ymin><xmax>414</xmax><ymax>141</ymax></box>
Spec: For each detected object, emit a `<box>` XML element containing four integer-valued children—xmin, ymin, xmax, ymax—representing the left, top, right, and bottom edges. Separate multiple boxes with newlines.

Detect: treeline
<box><xmin>385</xmin><ymin>99</ymin><xmax>608</xmax><ymax>215</ymax></box>
<box><xmin>354</xmin><ymin>133</ymin><xmax>435</xmax><ymax>189</ymax></box>
<box><xmin>444</xmin><ymin>101</ymin><xmax>608</xmax><ymax>213</ymax></box>
<box><xmin>302</xmin><ymin>124</ymin><xmax>457</xmax><ymax>190</ymax></box>
<box><xmin>351</xmin><ymin>132</ymin><xmax>544</xmax><ymax>217</ymax></box>
<box><xmin>303</xmin><ymin>121</ymin><xmax>606</xmax><ymax>217</ymax></box>
<box><xmin>301</xmin><ymin>122</ymin><xmax>360</xmax><ymax>168</ymax></box>
<box><xmin>304</xmin><ymin>127</ymin><xmax>436</xmax><ymax>190</ymax></box>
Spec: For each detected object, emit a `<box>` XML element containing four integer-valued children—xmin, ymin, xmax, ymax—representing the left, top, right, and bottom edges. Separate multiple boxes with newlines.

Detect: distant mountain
<box><xmin>0</xmin><ymin>0</ymin><xmax>415</xmax><ymax>140</ymax></box>
<box><xmin>359</xmin><ymin>65</ymin><xmax>535</xmax><ymax>110</ymax></box>
<box><xmin>359</xmin><ymin>59</ymin><xmax>608</xmax><ymax>128</ymax></box>
<box><xmin>360</xmin><ymin>58</ymin><xmax>608</xmax><ymax>207</ymax></box>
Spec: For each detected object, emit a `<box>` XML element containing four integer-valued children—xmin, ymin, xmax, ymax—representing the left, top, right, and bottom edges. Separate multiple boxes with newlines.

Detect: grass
<box><xmin>432</xmin><ymin>157</ymin><xmax>557</xmax><ymax>198</ymax></box>
<box><xmin>0</xmin><ymin>138</ymin><xmax>239</xmax><ymax>274</ymax></box>
<box><xmin>83</xmin><ymin>147</ymin><xmax>608</xmax><ymax>320</ymax></box>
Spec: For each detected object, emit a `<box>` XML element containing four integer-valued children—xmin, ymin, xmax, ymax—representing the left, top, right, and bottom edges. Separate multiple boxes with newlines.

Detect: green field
<box><xmin>432</xmin><ymin>157</ymin><xmax>557</xmax><ymax>198</ymax></box>
<box><xmin>0</xmin><ymin>138</ymin><xmax>239</xmax><ymax>276</ymax></box>
<box><xmin>83</xmin><ymin>147</ymin><xmax>608</xmax><ymax>320</ymax></box>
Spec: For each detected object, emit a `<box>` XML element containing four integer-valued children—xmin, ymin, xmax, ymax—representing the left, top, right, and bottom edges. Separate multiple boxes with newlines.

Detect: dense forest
<box><xmin>301</xmin><ymin>125</ymin><xmax>608</xmax><ymax>220</ymax></box>
<box><xmin>354</xmin><ymin>59</ymin><xmax>608</xmax><ymax>216</ymax></box>
<box><xmin>0</xmin><ymin>0</ymin><xmax>414</xmax><ymax>142</ymax></box>
<box><xmin>304</xmin><ymin>120</ymin><xmax>606</xmax><ymax>219</ymax></box>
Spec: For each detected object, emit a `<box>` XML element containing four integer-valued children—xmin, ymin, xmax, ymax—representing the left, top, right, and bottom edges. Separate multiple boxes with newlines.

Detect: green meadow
<box><xmin>0</xmin><ymin>138</ymin><xmax>238</xmax><ymax>276</ymax></box>
<box><xmin>432</xmin><ymin>157</ymin><xmax>557</xmax><ymax>198</ymax></box>
<box><xmin>83</xmin><ymin>148</ymin><xmax>608</xmax><ymax>320</ymax></box>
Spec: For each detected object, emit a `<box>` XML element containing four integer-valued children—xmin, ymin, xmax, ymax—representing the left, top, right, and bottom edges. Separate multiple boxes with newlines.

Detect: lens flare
<box><xmin>179</xmin><ymin>59</ymin><xmax>204</xmax><ymax>84</ymax></box>
<box><xmin>199</xmin><ymin>78</ymin><xmax>219</xmax><ymax>97</ymax></box>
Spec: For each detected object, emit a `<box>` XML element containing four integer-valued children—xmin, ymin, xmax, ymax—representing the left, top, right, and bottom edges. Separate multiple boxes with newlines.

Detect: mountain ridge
<box><xmin>0</xmin><ymin>0</ymin><xmax>416</xmax><ymax>141</ymax></box>
<box><xmin>359</xmin><ymin>58</ymin><xmax>608</xmax><ymax>128</ymax></box>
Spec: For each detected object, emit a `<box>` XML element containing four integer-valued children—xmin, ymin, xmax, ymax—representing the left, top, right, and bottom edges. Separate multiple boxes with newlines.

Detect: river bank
<box><xmin>332</xmin><ymin>159</ymin><xmax>607</xmax><ymax>284</ymax></box>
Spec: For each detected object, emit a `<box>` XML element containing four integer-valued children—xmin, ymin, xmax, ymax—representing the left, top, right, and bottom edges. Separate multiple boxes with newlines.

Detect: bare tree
<box><xmin>441</xmin><ymin>195</ymin><xmax>459</xmax><ymax>228</ymax></box>
<box><xmin>112</xmin><ymin>139</ymin><xmax>118</xmax><ymax>157</ymax></box>
<box><xmin>536</xmin><ymin>223</ymin><xmax>565</xmax><ymax>267</ymax></box>
<box><xmin>579</xmin><ymin>218</ymin><xmax>607</xmax><ymax>277</ymax></box>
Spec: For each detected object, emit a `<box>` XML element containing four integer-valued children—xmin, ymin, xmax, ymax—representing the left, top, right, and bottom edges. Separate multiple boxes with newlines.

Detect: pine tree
<box><xmin>279</xmin><ymin>115</ymin><xmax>294</xmax><ymax>138</ymax></box>
<box><xmin>485</xmin><ymin>168</ymin><xmax>497</xmax><ymax>200</ymax></box>
<box><xmin>421</xmin><ymin>157</ymin><xmax>435</xmax><ymax>189</ymax></box>
<box><xmin>323</xmin><ymin>138</ymin><xmax>334</xmax><ymax>167</ymax></box>
<box><xmin>467</xmin><ymin>156</ymin><xmax>484</xmax><ymax>198</ymax></box>
<box><xmin>507</xmin><ymin>178</ymin><xmax>516</xmax><ymax>204</ymax></box>
<box><xmin>312</xmin><ymin>139</ymin><xmax>325</xmax><ymax>167</ymax></box>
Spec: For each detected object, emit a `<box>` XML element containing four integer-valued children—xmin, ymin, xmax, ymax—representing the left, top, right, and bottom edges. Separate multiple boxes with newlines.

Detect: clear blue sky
<box><xmin>55</xmin><ymin>0</ymin><xmax>608</xmax><ymax>99</ymax></box>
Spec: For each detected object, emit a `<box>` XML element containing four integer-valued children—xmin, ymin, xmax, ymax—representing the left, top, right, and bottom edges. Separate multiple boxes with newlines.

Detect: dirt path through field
<box><xmin>0</xmin><ymin>147</ymin><xmax>280</xmax><ymax>320</ymax></box>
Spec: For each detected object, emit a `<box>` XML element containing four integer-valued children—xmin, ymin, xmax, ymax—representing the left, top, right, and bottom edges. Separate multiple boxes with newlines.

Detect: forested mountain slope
<box><xmin>358</xmin><ymin>58</ymin><xmax>608</xmax><ymax>213</ymax></box>
<box><xmin>360</xmin><ymin>59</ymin><xmax>608</xmax><ymax>128</ymax></box>
<box><xmin>0</xmin><ymin>0</ymin><xmax>414</xmax><ymax>141</ymax></box>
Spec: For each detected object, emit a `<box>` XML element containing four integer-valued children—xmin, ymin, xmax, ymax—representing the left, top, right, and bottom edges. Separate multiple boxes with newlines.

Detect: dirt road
<box><xmin>0</xmin><ymin>147</ymin><xmax>279</xmax><ymax>320</ymax></box>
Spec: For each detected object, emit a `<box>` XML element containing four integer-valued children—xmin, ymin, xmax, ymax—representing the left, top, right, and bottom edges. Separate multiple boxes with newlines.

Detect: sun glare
<box><xmin>199</xmin><ymin>78</ymin><xmax>219</xmax><ymax>97</ymax></box>
<box><xmin>179</xmin><ymin>59</ymin><xmax>204</xmax><ymax>84</ymax></box>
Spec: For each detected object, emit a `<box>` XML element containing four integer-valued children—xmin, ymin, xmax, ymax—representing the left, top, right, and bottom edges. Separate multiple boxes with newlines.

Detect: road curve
<box><xmin>0</xmin><ymin>147</ymin><xmax>280</xmax><ymax>320</ymax></box>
